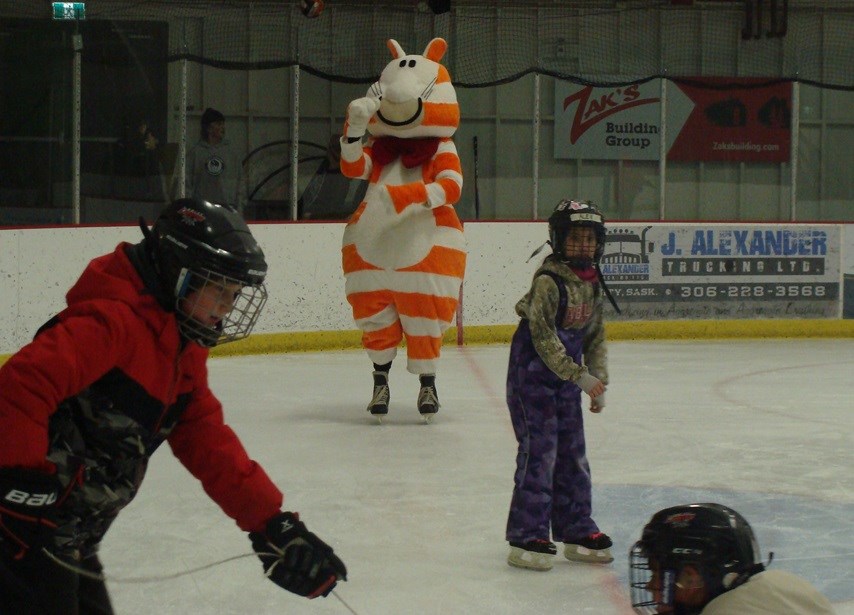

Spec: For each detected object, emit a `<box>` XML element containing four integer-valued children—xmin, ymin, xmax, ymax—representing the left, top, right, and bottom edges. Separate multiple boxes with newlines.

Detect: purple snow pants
<box><xmin>505</xmin><ymin>320</ymin><xmax>599</xmax><ymax>544</ymax></box>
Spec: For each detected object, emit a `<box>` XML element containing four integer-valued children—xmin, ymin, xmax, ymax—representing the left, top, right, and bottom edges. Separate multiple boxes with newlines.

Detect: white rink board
<box><xmin>0</xmin><ymin>221</ymin><xmax>852</xmax><ymax>353</ymax></box>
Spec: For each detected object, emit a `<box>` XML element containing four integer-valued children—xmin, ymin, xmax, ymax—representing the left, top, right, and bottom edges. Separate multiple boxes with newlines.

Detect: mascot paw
<box><xmin>345</xmin><ymin>97</ymin><xmax>381</xmax><ymax>139</ymax></box>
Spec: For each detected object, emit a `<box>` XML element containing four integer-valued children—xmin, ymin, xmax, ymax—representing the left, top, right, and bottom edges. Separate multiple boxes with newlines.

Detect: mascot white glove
<box><xmin>344</xmin><ymin>97</ymin><xmax>381</xmax><ymax>141</ymax></box>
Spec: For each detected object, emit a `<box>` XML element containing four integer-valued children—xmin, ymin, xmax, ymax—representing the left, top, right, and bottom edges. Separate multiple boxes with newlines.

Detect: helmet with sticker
<box><xmin>629</xmin><ymin>503</ymin><xmax>763</xmax><ymax>615</ymax></box>
<box><xmin>547</xmin><ymin>199</ymin><xmax>607</xmax><ymax>267</ymax></box>
<box><xmin>151</xmin><ymin>198</ymin><xmax>268</xmax><ymax>346</ymax></box>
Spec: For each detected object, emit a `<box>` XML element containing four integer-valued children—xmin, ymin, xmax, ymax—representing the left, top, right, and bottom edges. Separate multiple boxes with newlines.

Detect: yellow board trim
<box><xmin>1</xmin><ymin>319</ymin><xmax>851</xmax><ymax>365</ymax></box>
<box><xmin>453</xmin><ymin>319</ymin><xmax>854</xmax><ymax>346</ymax></box>
<box><xmin>209</xmin><ymin>318</ymin><xmax>854</xmax><ymax>357</ymax></box>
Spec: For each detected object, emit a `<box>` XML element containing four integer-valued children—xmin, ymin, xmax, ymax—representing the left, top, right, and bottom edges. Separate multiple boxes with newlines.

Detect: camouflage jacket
<box><xmin>0</xmin><ymin>242</ymin><xmax>282</xmax><ymax>557</ymax></box>
<box><xmin>514</xmin><ymin>256</ymin><xmax>608</xmax><ymax>384</ymax></box>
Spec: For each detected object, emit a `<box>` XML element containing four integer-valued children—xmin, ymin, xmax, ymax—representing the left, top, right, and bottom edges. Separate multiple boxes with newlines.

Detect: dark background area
<box><xmin>0</xmin><ymin>18</ymin><xmax>167</xmax><ymax>214</ymax></box>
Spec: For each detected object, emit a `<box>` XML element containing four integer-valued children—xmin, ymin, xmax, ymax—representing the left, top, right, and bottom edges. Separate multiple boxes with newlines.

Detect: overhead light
<box><xmin>299</xmin><ymin>0</ymin><xmax>324</xmax><ymax>19</ymax></box>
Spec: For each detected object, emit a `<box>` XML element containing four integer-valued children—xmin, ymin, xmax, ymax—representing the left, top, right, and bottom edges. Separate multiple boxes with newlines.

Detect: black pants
<box><xmin>0</xmin><ymin>548</ymin><xmax>114</xmax><ymax>615</ymax></box>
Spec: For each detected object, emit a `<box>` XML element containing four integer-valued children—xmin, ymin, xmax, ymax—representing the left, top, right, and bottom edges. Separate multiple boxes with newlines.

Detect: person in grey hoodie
<box><xmin>185</xmin><ymin>108</ymin><xmax>246</xmax><ymax>213</ymax></box>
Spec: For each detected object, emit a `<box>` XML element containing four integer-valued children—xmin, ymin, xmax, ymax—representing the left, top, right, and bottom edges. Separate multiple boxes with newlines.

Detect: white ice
<box><xmin>100</xmin><ymin>339</ymin><xmax>854</xmax><ymax>615</ymax></box>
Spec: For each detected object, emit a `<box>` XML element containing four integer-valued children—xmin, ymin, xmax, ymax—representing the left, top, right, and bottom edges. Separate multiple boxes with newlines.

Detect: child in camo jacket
<box><xmin>505</xmin><ymin>199</ymin><xmax>615</xmax><ymax>571</ymax></box>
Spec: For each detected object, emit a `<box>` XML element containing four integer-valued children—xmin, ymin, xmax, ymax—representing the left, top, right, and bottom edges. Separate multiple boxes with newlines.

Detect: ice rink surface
<box><xmin>101</xmin><ymin>339</ymin><xmax>853</xmax><ymax>615</ymax></box>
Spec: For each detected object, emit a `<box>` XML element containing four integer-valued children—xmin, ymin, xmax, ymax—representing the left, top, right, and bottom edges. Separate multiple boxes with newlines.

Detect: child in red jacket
<box><xmin>0</xmin><ymin>199</ymin><xmax>345</xmax><ymax>614</ymax></box>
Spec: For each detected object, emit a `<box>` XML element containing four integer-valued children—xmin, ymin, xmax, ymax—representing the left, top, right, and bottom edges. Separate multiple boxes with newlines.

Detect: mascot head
<box><xmin>366</xmin><ymin>38</ymin><xmax>459</xmax><ymax>140</ymax></box>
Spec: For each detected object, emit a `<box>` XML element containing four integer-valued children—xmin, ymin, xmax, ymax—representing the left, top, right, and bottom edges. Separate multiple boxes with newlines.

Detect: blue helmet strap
<box><xmin>662</xmin><ymin>568</ymin><xmax>676</xmax><ymax>606</ymax></box>
<box><xmin>175</xmin><ymin>267</ymin><xmax>193</xmax><ymax>299</ymax></box>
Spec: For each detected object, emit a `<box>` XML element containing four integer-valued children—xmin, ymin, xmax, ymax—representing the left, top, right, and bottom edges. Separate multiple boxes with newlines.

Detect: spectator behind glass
<box><xmin>112</xmin><ymin>115</ymin><xmax>166</xmax><ymax>203</ymax></box>
<box><xmin>116</xmin><ymin>116</ymin><xmax>160</xmax><ymax>178</ymax></box>
<box><xmin>185</xmin><ymin>108</ymin><xmax>246</xmax><ymax>213</ymax></box>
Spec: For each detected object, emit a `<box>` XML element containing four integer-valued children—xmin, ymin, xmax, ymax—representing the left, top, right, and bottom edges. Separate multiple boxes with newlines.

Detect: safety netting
<box><xmin>3</xmin><ymin>0</ymin><xmax>853</xmax><ymax>90</ymax></box>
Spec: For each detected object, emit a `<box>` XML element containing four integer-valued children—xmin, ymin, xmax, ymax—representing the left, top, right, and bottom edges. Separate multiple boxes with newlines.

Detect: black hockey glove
<box><xmin>249</xmin><ymin>512</ymin><xmax>347</xmax><ymax>599</ymax></box>
<box><xmin>0</xmin><ymin>468</ymin><xmax>60</xmax><ymax>558</ymax></box>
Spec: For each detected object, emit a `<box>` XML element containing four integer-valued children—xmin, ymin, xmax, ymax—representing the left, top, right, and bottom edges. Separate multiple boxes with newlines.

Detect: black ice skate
<box><xmin>507</xmin><ymin>539</ymin><xmax>557</xmax><ymax>571</ymax></box>
<box><xmin>367</xmin><ymin>371</ymin><xmax>390</xmax><ymax>423</ymax></box>
<box><xmin>417</xmin><ymin>375</ymin><xmax>440</xmax><ymax>423</ymax></box>
<box><xmin>563</xmin><ymin>531</ymin><xmax>614</xmax><ymax>563</ymax></box>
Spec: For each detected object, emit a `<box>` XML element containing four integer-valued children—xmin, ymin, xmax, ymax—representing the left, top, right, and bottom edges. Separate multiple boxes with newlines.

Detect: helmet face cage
<box><xmin>629</xmin><ymin>504</ymin><xmax>761</xmax><ymax>615</ymax></box>
<box><xmin>629</xmin><ymin>541</ymin><xmax>661</xmax><ymax>614</ymax></box>
<box><xmin>548</xmin><ymin>199</ymin><xmax>606</xmax><ymax>267</ymax></box>
<box><xmin>174</xmin><ymin>266</ymin><xmax>268</xmax><ymax>347</ymax></box>
<box><xmin>151</xmin><ymin>199</ymin><xmax>269</xmax><ymax>347</ymax></box>
<box><xmin>629</xmin><ymin>539</ymin><xmax>712</xmax><ymax>615</ymax></box>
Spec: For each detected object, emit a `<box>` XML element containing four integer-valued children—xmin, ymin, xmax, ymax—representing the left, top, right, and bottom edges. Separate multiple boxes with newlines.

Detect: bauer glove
<box><xmin>0</xmin><ymin>468</ymin><xmax>61</xmax><ymax>559</ymax></box>
<box><xmin>250</xmin><ymin>511</ymin><xmax>347</xmax><ymax>599</ymax></box>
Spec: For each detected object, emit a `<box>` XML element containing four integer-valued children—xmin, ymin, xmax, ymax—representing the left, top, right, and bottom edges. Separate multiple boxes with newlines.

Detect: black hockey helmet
<box><xmin>148</xmin><ymin>198</ymin><xmax>268</xmax><ymax>347</ymax></box>
<box><xmin>547</xmin><ymin>199</ymin><xmax>607</xmax><ymax>267</ymax></box>
<box><xmin>629</xmin><ymin>503</ymin><xmax>766</xmax><ymax>615</ymax></box>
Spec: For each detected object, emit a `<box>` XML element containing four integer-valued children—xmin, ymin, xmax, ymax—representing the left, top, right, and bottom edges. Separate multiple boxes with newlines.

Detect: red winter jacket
<box><xmin>0</xmin><ymin>242</ymin><xmax>282</xmax><ymax>553</ymax></box>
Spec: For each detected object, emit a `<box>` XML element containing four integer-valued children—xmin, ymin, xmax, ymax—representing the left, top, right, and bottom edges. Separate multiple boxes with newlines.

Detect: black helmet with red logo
<box><xmin>149</xmin><ymin>198</ymin><xmax>268</xmax><ymax>346</ymax></box>
<box><xmin>629</xmin><ymin>503</ymin><xmax>765</xmax><ymax>615</ymax></box>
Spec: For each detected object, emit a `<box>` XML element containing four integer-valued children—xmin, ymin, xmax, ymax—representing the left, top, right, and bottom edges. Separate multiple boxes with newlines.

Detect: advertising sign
<box><xmin>601</xmin><ymin>224</ymin><xmax>841</xmax><ymax>320</ymax></box>
<box><xmin>667</xmin><ymin>78</ymin><xmax>792</xmax><ymax>162</ymax></box>
<box><xmin>555</xmin><ymin>78</ymin><xmax>791</xmax><ymax>163</ymax></box>
<box><xmin>555</xmin><ymin>81</ymin><xmax>670</xmax><ymax>161</ymax></box>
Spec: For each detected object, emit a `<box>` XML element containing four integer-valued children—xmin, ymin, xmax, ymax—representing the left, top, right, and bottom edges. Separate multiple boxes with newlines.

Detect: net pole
<box><xmin>72</xmin><ymin>32</ymin><xmax>82</xmax><ymax>223</ymax></box>
<box><xmin>290</xmin><ymin>63</ymin><xmax>300</xmax><ymax>221</ymax></box>
<box><xmin>178</xmin><ymin>36</ymin><xmax>188</xmax><ymax>200</ymax></box>
<box><xmin>658</xmin><ymin>77</ymin><xmax>667</xmax><ymax>220</ymax></box>
<box><xmin>473</xmin><ymin>136</ymin><xmax>480</xmax><ymax>219</ymax></box>
<box><xmin>790</xmin><ymin>80</ymin><xmax>799</xmax><ymax>222</ymax></box>
<box><xmin>532</xmin><ymin>73</ymin><xmax>541</xmax><ymax>220</ymax></box>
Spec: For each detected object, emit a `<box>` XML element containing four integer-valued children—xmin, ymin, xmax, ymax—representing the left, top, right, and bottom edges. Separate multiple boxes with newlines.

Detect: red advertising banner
<box><xmin>667</xmin><ymin>78</ymin><xmax>792</xmax><ymax>162</ymax></box>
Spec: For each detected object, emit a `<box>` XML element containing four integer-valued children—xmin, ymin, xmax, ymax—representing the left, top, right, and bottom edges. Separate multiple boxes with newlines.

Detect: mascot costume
<box><xmin>340</xmin><ymin>38</ymin><xmax>465</xmax><ymax>423</ymax></box>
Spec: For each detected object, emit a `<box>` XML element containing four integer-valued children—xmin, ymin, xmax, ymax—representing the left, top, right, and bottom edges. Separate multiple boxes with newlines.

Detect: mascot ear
<box><xmin>387</xmin><ymin>39</ymin><xmax>406</xmax><ymax>59</ymax></box>
<box><xmin>423</xmin><ymin>38</ymin><xmax>447</xmax><ymax>62</ymax></box>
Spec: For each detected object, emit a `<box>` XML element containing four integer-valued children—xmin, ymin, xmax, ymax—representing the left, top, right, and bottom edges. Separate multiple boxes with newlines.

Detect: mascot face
<box><xmin>367</xmin><ymin>38</ymin><xmax>459</xmax><ymax>139</ymax></box>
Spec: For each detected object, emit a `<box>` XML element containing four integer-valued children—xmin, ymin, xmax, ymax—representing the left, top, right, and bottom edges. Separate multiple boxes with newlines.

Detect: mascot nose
<box><xmin>379</xmin><ymin>72</ymin><xmax>423</xmax><ymax>123</ymax></box>
<box><xmin>382</xmin><ymin>70</ymin><xmax>420</xmax><ymax>103</ymax></box>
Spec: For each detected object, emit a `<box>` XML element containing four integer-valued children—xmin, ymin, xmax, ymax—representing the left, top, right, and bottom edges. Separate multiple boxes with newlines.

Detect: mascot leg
<box><xmin>346</xmin><ymin>285</ymin><xmax>402</xmax><ymax>419</ymax></box>
<box><xmin>396</xmin><ymin>288</ymin><xmax>460</xmax><ymax>422</ymax></box>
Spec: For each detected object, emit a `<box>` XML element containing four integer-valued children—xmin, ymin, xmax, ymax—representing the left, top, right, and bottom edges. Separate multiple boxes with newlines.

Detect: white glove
<box><xmin>344</xmin><ymin>97</ymin><xmax>381</xmax><ymax>140</ymax></box>
<box><xmin>576</xmin><ymin>372</ymin><xmax>603</xmax><ymax>395</ymax></box>
<box><xmin>590</xmin><ymin>393</ymin><xmax>605</xmax><ymax>413</ymax></box>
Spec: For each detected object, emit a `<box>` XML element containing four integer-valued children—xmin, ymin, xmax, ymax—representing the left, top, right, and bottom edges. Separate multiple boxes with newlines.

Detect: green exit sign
<box><xmin>52</xmin><ymin>2</ymin><xmax>86</xmax><ymax>20</ymax></box>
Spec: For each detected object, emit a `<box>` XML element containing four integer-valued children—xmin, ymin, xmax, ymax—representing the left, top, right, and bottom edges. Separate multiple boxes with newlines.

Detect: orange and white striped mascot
<box><xmin>340</xmin><ymin>37</ymin><xmax>465</xmax><ymax>423</ymax></box>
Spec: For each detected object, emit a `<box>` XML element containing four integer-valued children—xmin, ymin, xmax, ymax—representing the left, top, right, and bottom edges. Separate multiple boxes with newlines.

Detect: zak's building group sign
<box><xmin>600</xmin><ymin>224</ymin><xmax>841</xmax><ymax>320</ymax></box>
<box><xmin>555</xmin><ymin>78</ymin><xmax>792</xmax><ymax>162</ymax></box>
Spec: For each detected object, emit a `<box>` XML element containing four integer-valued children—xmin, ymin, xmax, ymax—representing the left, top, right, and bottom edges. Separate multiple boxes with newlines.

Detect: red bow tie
<box><xmin>371</xmin><ymin>136</ymin><xmax>441</xmax><ymax>168</ymax></box>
